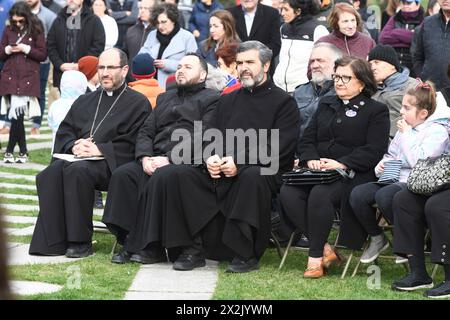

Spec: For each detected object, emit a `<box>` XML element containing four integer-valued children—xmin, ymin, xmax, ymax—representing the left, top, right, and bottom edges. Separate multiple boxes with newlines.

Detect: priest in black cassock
<box><xmin>102</xmin><ymin>53</ymin><xmax>220</xmax><ymax>264</ymax></box>
<box><xmin>29</xmin><ymin>48</ymin><xmax>151</xmax><ymax>258</ymax></box>
<box><xmin>127</xmin><ymin>41</ymin><xmax>300</xmax><ymax>273</ymax></box>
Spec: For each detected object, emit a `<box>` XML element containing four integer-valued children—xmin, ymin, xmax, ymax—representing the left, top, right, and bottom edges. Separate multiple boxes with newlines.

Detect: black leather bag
<box><xmin>282</xmin><ymin>168</ymin><xmax>355</xmax><ymax>186</ymax></box>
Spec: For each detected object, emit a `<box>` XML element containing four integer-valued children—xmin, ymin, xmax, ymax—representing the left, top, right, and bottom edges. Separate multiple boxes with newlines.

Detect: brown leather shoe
<box><xmin>304</xmin><ymin>261</ymin><xmax>326</xmax><ymax>278</ymax></box>
<box><xmin>30</xmin><ymin>127</ymin><xmax>40</xmax><ymax>136</ymax></box>
<box><xmin>323</xmin><ymin>249</ymin><xmax>342</xmax><ymax>269</ymax></box>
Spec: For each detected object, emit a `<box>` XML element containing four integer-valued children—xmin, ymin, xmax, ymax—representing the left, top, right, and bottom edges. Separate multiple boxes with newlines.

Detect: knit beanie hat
<box><xmin>78</xmin><ymin>56</ymin><xmax>99</xmax><ymax>81</ymax></box>
<box><xmin>132</xmin><ymin>53</ymin><xmax>156</xmax><ymax>80</ymax></box>
<box><xmin>368</xmin><ymin>44</ymin><xmax>401</xmax><ymax>71</ymax></box>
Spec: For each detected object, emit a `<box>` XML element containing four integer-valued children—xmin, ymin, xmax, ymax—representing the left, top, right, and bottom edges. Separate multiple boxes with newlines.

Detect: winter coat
<box><xmin>316</xmin><ymin>30</ymin><xmax>376</xmax><ymax>59</ymax></box>
<box><xmin>412</xmin><ymin>10</ymin><xmax>450</xmax><ymax>90</ymax></box>
<box><xmin>138</xmin><ymin>28</ymin><xmax>198</xmax><ymax>89</ymax></box>
<box><xmin>128</xmin><ymin>78</ymin><xmax>165</xmax><ymax>109</ymax></box>
<box><xmin>0</xmin><ymin>26</ymin><xmax>47</xmax><ymax>97</ymax></box>
<box><xmin>379</xmin><ymin>8</ymin><xmax>424</xmax><ymax>71</ymax></box>
<box><xmin>188</xmin><ymin>0</ymin><xmax>224</xmax><ymax>43</ymax></box>
<box><xmin>273</xmin><ymin>15</ymin><xmax>329</xmax><ymax>92</ymax></box>
<box><xmin>372</xmin><ymin>68</ymin><xmax>418</xmax><ymax>137</ymax></box>
<box><xmin>293</xmin><ymin>80</ymin><xmax>335</xmax><ymax>150</ymax></box>
<box><xmin>47</xmin><ymin>7</ymin><xmax>105</xmax><ymax>88</ymax></box>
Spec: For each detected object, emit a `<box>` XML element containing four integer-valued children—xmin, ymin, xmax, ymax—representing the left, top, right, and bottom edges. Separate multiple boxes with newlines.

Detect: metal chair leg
<box><xmin>278</xmin><ymin>232</ymin><xmax>296</xmax><ymax>270</ymax></box>
<box><xmin>110</xmin><ymin>240</ymin><xmax>118</xmax><ymax>256</ymax></box>
<box><xmin>270</xmin><ymin>231</ymin><xmax>283</xmax><ymax>259</ymax></box>
<box><xmin>341</xmin><ymin>252</ymin><xmax>353</xmax><ymax>279</ymax></box>
<box><xmin>431</xmin><ymin>264</ymin><xmax>440</xmax><ymax>280</ymax></box>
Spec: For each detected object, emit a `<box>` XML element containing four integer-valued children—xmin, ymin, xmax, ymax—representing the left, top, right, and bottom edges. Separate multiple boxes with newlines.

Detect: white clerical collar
<box><xmin>106</xmin><ymin>91</ymin><xmax>113</xmax><ymax>96</ymax></box>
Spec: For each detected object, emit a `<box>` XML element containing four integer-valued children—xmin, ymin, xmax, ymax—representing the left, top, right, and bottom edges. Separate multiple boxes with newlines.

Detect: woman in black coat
<box><xmin>279</xmin><ymin>56</ymin><xmax>390</xmax><ymax>278</ymax></box>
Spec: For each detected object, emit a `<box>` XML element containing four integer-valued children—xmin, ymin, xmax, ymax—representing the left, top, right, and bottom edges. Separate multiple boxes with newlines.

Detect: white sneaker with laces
<box><xmin>3</xmin><ymin>153</ymin><xmax>14</xmax><ymax>163</ymax></box>
<box><xmin>15</xmin><ymin>153</ymin><xmax>28</xmax><ymax>164</ymax></box>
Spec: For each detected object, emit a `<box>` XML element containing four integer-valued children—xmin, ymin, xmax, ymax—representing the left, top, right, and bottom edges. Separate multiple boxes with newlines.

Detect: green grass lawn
<box><xmin>213</xmin><ymin>248</ymin><xmax>442</xmax><ymax>300</ymax></box>
<box><xmin>28</xmin><ymin>148</ymin><xmax>52</xmax><ymax>166</ymax></box>
<box><xmin>0</xmin><ymin>167</ymin><xmax>41</xmax><ymax>176</ymax></box>
<box><xmin>5</xmin><ymin>222</ymin><xmax>34</xmax><ymax>229</ymax></box>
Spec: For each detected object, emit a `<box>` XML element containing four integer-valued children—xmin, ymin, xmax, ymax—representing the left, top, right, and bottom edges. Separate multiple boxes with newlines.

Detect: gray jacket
<box><xmin>372</xmin><ymin>68</ymin><xmax>418</xmax><ymax>137</ymax></box>
<box><xmin>35</xmin><ymin>4</ymin><xmax>56</xmax><ymax>64</ymax></box>
<box><xmin>293</xmin><ymin>80</ymin><xmax>335</xmax><ymax>155</ymax></box>
<box><xmin>138</xmin><ymin>28</ymin><xmax>198</xmax><ymax>89</ymax></box>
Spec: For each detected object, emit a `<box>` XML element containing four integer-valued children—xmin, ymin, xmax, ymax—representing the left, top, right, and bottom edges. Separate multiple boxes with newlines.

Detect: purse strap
<box><xmin>335</xmin><ymin>168</ymin><xmax>355</xmax><ymax>180</ymax></box>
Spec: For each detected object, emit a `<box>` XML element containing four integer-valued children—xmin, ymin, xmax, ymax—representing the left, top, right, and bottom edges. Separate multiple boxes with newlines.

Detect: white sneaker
<box><xmin>3</xmin><ymin>153</ymin><xmax>14</xmax><ymax>163</ymax></box>
<box><xmin>15</xmin><ymin>153</ymin><xmax>28</xmax><ymax>164</ymax></box>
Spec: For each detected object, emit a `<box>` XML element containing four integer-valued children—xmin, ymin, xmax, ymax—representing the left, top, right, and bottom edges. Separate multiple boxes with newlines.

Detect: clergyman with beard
<box><xmin>29</xmin><ymin>48</ymin><xmax>150</xmax><ymax>258</ymax></box>
<box><xmin>102</xmin><ymin>53</ymin><xmax>220</xmax><ymax>264</ymax></box>
<box><xmin>125</xmin><ymin>41</ymin><xmax>299</xmax><ymax>273</ymax></box>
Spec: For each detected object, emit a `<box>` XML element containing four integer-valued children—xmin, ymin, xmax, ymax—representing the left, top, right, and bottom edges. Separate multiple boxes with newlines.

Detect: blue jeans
<box><xmin>31</xmin><ymin>62</ymin><xmax>51</xmax><ymax>128</ymax></box>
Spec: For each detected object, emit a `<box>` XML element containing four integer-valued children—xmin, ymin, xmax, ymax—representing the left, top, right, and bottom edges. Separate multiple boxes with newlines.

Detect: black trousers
<box><xmin>102</xmin><ymin>161</ymin><xmax>150</xmax><ymax>245</ymax></box>
<box><xmin>393</xmin><ymin>188</ymin><xmax>450</xmax><ymax>265</ymax></box>
<box><xmin>349</xmin><ymin>182</ymin><xmax>406</xmax><ymax>236</ymax></box>
<box><xmin>29</xmin><ymin>159</ymin><xmax>111</xmax><ymax>255</ymax></box>
<box><xmin>6</xmin><ymin>113</ymin><xmax>26</xmax><ymax>154</ymax></box>
<box><xmin>126</xmin><ymin>164</ymin><xmax>278</xmax><ymax>260</ymax></box>
<box><xmin>279</xmin><ymin>181</ymin><xmax>342</xmax><ymax>258</ymax></box>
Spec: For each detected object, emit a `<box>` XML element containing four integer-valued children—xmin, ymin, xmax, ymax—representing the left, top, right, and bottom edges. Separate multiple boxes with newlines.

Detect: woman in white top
<box><xmin>273</xmin><ymin>0</ymin><xmax>329</xmax><ymax>93</ymax></box>
<box><xmin>92</xmin><ymin>0</ymin><xmax>119</xmax><ymax>50</ymax></box>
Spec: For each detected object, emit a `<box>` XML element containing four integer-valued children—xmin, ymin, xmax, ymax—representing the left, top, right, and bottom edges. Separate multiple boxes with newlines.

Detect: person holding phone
<box><xmin>0</xmin><ymin>2</ymin><xmax>46</xmax><ymax>163</ymax></box>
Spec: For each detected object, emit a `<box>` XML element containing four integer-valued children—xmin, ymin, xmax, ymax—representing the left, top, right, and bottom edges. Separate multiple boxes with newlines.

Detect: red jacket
<box><xmin>0</xmin><ymin>26</ymin><xmax>47</xmax><ymax>97</ymax></box>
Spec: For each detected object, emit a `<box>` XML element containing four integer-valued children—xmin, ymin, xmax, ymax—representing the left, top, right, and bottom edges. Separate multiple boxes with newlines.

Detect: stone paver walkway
<box><xmin>125</xmin><ymin>260</ymin><xmax>218</xmax><ymax>300</ymax></box>
<box><xmin>10</xmin><ymin>280</ymin><xmax>63</xmax><ymax>296</ymax></box>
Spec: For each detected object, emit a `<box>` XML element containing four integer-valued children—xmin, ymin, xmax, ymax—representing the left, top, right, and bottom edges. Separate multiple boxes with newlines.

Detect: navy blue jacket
<box><xmin>412</xmin><ymin>10</ymin><xmax>450</xmax><ymax>90</ymax></box>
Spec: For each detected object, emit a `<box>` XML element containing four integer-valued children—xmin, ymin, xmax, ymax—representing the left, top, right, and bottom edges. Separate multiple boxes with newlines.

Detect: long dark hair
<box><xmin>9</xmin><ymin>2</ymin><xmax>44</xmax><ymax>39</ymax></box>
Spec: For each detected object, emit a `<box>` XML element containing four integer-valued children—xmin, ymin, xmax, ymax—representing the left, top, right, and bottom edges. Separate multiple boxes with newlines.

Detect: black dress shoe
<box><xmin>173</xmin><ymin>253</ymin><xmax>206</xmax><ymax>271</ymax></box>
<box><xmin>226</xmin><ymin>257</ymin><xmax>259</xmax><ymax>273</ymax></box>
<box><xmin>130</xmin><ymin>249</ymin><xmax>167</xmax><ymax>264</ymax></box>
<box><xmin>65</xmin><ymin>242</ymin><xmax>93</xmax><ymax>258</ymax></box>
<box><xmin>111</xmin><ymin>250</ymin><xmax>132</xmax><ymax>264</ymax></box>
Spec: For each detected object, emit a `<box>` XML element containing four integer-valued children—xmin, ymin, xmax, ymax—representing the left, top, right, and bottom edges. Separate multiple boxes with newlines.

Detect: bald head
<box><xmin>98</xmin><ymin>49</ymin><xmax>129</xmax><ymax>91</ymax></box>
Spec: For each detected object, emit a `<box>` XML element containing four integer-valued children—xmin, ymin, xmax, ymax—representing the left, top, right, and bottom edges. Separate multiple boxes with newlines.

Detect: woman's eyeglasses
<box><xmin>332</xmin><ymin>74</ymin><xmax>352</xmax><ymax>84</ymax></box>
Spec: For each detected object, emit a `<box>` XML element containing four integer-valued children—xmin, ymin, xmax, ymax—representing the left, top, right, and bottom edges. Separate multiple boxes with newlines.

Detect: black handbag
<box><xmin>282</xmin><ymin>168</ymin><xmax>355</xmax><ymax>186</ymax></box>
<box><xmin>407</xmin><ymin>154</ymin><xmax>450</xmax><ymax>195</ymax></box>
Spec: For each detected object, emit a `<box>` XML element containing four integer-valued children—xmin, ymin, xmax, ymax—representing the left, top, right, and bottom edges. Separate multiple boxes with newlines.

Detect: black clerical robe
<box><xmin>29</xmin><ymin>84</ymin><xmax>150</xmax><ymax>255</ymax></box>
<box><xmin>128</xmin><ymin>80</ymin><xmax>300</xmax><ymax>260</ymax></box>
<box><xmin>102</xmin><ymin>84</ymin><xmax>219</xmax><ymax>246</ymax></box>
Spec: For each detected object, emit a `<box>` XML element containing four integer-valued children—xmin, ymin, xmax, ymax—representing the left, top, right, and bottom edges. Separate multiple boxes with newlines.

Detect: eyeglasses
<box><xmin>138</xmin><ymin>6</ymin><xmax>151</xmax><ymax>10</ymax></box>
<box><xmin>97</xmin><ymin>65</ymin><xmax>123</xmax><ymax>72</ymax></box>
<box><xmin>332</xmin><ymin>74</ymin><xmax>352</xmax><ymax>84</ymax></box>
<box><xmin>401</xmin><ymin>0</ymin><xmax>419</xmax><ymax>4</ymax></box>
<box><xmin>11</xmin><ymin>18</ymin><xmax>25</xmax><ymax>25</ymax></box>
